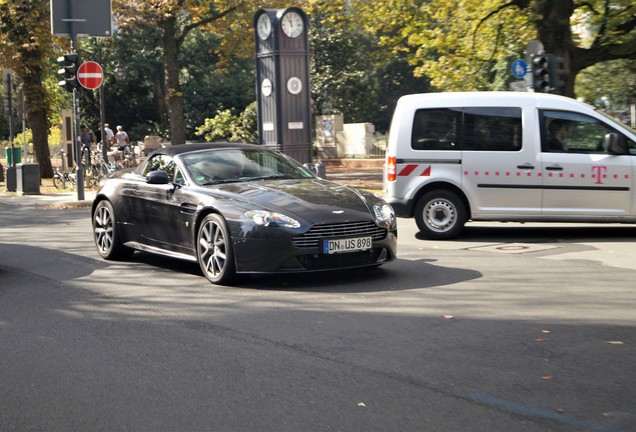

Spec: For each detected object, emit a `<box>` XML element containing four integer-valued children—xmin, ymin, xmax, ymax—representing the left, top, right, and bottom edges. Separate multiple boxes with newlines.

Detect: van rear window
<box><xmin>411</xmin><ymin>107</ymin><xmax>522</xmax><ymax>151</ymax></box>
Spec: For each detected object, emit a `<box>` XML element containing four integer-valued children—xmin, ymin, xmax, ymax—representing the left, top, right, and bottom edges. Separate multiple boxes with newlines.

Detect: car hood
<box><xmin>207</xmin><ymin>179</ymin><xmax>379</xmax><ymax>222</ymax></box>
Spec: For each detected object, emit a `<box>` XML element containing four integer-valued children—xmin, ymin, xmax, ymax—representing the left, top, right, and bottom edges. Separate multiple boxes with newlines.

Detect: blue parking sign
<box><xmin>511</xmin><ymin>59</ymin><xmax>527</xmax><ymax>79</ymax></box>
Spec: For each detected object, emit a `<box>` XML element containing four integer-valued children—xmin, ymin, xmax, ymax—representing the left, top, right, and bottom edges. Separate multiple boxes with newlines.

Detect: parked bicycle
<box><xmin>51</xmin><ymin>150</ymin><xmax>77</xmax><ymax>190</ymax></box>
<box><xmin>86</xmin><ymin>150</ymin><xmax>116</xmax><ymax>185</ymax></box>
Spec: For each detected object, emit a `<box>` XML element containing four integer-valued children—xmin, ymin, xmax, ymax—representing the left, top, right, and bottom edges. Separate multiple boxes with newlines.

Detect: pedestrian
<box><xmin>80</xmin><ymin>126</ymin><xmax>93</xmax><ymax>146</ymax></box>
<box><xmin>79</xmin><ymin>126</ymin><xmax>94</xmax><ymax>167</ymax></box>
<box><xmin>115</xmin><ymin>125</ymin><xmax>130</xmax><ymax>151</ymax></box>
<box><xmin>103</xmin><ymin>123</ymin><xmax>115</xmax><ymax>148</ymax></box>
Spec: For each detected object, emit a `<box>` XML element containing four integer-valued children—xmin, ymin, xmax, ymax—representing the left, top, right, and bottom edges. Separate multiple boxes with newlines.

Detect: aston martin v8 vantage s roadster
<box><xmin>91</xmin><ymin>143</ymin><xmax>397</xmax><ymax>285</ymax></box>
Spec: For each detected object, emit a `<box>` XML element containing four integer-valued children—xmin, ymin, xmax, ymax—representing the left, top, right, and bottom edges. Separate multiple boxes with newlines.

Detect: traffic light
<box><xmin>57</xmin><ymin>52</ymin><xmax>80</xmax><ymax>92</ymax></box>
<box><xmin>548</xmin><ymin>54</ymin><xmax>565</xmax><ymax>90</ymax></box>
<box><xmin>531</xmin><ymin>54</ymin><xmax>549</xmax><ymax>92</ymax></box>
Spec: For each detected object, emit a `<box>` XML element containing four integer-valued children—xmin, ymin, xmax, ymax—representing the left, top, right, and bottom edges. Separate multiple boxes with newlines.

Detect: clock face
<box><xmin>281</xmin><ymin>11</ymin><xmax>304</xmax><ymax>38</ymax></box>
<box><xmin>257</xmin><ymin>13</ymin><xmax>272</xmax><ymax>40</ymax></box>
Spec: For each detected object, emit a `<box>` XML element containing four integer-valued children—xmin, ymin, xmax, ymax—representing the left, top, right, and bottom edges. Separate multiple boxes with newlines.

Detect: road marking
<box><xmin>469</xmin><ymin>393</ymin><xmax>622</xmax><ymax>432</ymax></box>
<box><xmin>463</xmin><ymin>242</ymin><xmax>561</xmax><ymax>254</ymax></box>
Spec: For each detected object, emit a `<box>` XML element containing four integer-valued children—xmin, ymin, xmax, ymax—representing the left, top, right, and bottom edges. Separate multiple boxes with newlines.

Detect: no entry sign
<box><xmin>77</xmin><ymin>61</ymin><xmax>104</xmax><ymax>90</ymax></box>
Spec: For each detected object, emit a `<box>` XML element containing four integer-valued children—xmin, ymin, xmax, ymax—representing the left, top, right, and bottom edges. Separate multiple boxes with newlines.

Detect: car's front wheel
<box><xmin>197</xmin><ymin>213</ymin><xmax>236</xmax><ymax>285</ymax></box>
<box><xmin>92</xmin><ymin>200</ymin><xmax>134</xmax><ymax>260</ymax></box>
<box><xmin>415</xmin><ymin>189</ymin><xmax>467</xmax><ymax>240</ymax></box>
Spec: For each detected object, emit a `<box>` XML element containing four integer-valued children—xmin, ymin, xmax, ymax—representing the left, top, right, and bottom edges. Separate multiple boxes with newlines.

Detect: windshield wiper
<box><xmin>249</xmin><ymin>174</ymin><xmax>297</xmax><ymax>181</ymax></box>
<box><xmin>202</xmin><ymin>179</ymin><xmax>241</xmax><ymax>185</ymax></box>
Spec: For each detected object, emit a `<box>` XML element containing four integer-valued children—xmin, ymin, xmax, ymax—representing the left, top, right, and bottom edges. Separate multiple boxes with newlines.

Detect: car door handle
<box><xmin>545</xmin><ymin>165</ymin><xmax>563</xmax><ymax>171</ymax></box>
<box><xmin>516</xmin><ymin>164</ymin><xmax>535</xmax><ymax>170</ymax></box>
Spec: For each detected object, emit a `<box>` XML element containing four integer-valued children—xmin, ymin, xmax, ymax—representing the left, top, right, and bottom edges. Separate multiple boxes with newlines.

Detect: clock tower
<box><xmin>254</xmin><ymin>8</ymin><xmax>311</xmax><ymax>164</ymax></box>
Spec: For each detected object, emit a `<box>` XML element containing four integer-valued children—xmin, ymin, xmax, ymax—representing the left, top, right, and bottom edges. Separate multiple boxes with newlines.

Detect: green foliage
<box><xmin>195</xmin><ymin>102</ymin><xmax>257</xmax><ymax>143</ymax></box>
<box><xmin>309</xmin><ymin>4</ymin><xmax>431</xmax><ymax>131</ymax></box>
<box><xmin>310</xmin><ymin>16</ymin><xmax>379</xmax><ymax>122</ymax></box>
<box><xmin>352</xmin><ymin>0</ymin><xmax>636</xmax><ymax>97</ymax></box>
<box><xmin>181</xmin><ymin>29</ymin><xmax>256</xmax><ymax>139</ymax></box>
<box><xmin>77</xmin><ymin>33</ymin><xmax>165</xmax><ymax>140</ymax></box>
<box><xmin>576</xmin><ymin>59</ymin><xmax>636</xmax><ymax>110</ymax></box>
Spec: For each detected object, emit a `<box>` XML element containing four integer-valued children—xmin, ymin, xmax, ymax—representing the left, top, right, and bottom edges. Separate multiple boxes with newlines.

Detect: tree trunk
<box><xmin>161</xmin><ymin>17</ymin><xmax>186</xmax><ymax>145</ymax></box>
<box><xmin>22</xmin><ymin>74</ymin><xmax>53</xmax><ymax>178</ymax></box>
<box><xmin>534</xmin><ymin>0</ymin><xmax>575</xmax><ymax>97</ymax></box>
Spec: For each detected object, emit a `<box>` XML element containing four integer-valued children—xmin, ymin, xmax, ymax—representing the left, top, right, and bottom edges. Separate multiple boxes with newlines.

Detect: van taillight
<box><xmin>387</xmin><ymin>156</ymin><xmax>396</xmax><ymax>182</ymax></box>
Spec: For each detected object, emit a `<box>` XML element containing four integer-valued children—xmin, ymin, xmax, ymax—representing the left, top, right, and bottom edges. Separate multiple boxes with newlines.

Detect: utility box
<box><xmin>315</xmin><ymin>115</ymin><xmax>343</xmax><ymax>158</ymax></box>
<box><xmin>339</xmin><ymin>123</ymin><xmax>375</xmax><ymax>157</ymax></box>
<box><xmin>5</xmin><ymin>147</ymin><xmax>21</xmax><ymax>165</ymax></box>
<box><xmin>5</xmin><ymin>166</ymin><xmax>16</xmax><ymax>192</ymax></box>
<box><xmin>16</xmin><ymin>163</ymin><xmax>40</xmax><ymax>195</ymax></box>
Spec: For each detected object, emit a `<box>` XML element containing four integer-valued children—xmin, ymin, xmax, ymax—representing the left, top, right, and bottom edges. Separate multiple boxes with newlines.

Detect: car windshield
<box><xmin>181</xmin><ymin>148</ymin><xmax>315</xmax><ymax>185</ymax></box>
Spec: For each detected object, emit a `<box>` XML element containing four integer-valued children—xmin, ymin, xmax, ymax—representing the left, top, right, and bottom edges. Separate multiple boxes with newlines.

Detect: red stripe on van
<box><xmin>398</xmin><ymin>164</ymin><xmax>417</xmax><ymax>176</ymax></box>
<box><xmin>421</xmin><ymin>166</ymin><xmax>431</xmax><ymax>176</ymax></box>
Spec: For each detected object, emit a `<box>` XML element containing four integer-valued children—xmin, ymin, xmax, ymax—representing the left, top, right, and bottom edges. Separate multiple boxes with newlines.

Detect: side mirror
<box><xmin>605</xmin><ymin>133</ymin><xmax>629</xmax><ymax>155</ymax></box>
<box><xmin>146</xmin><ymin>170</ymin><xmax>170</xmax><ymax>185</ymax></box>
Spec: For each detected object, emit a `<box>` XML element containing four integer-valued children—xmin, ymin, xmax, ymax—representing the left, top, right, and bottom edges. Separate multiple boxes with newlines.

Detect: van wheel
<box><xmin>415</xmin><ymin>190</ymin><xmax>467</xmax><ymax>239</ymax></box>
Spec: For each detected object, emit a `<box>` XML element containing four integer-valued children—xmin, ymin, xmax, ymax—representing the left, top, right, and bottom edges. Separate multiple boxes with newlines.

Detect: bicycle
<box><xmin>86</xmin><ymin>151</ymin><xmax>116</xmax><ymax>185</ymax></box>
<box><xmin>52</xmin><ymin>151</ymin><xmax>77</xmax><ymax>190</ymax></box>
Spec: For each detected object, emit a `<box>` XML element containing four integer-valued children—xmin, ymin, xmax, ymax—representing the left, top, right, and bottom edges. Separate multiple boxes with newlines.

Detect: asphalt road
<box><xmin>0</xmin><ymin>201</ymin><xmax>635</xmax><ymax>432</ymax></box>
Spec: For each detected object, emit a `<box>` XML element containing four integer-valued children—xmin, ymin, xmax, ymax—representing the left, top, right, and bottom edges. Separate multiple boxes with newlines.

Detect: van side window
<box><xmin>463</xmin><ymin>107</ymin><xmax>522</xmax><ymax>151</ymax></box>
<box><xmin>411</xmin><ymin>108</ymin><xmax>459</xmax><ymax>150</ymax></box>
<box><xmin>540</xmin><ymin>110</ymin><xmax>634</xmax><ymax>154</ymax></box>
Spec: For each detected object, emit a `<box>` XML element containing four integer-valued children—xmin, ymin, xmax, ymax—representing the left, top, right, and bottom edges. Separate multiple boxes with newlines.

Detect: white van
<box><xmin>384</xmin><ymin>92</ymin><xmax>636</xmax><ymax>239</ymax></box>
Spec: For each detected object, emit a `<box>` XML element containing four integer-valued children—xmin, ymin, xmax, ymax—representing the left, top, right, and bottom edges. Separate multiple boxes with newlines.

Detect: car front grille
<box><xmin>292</xmin><ymin>221</ymin><xmax>387</xmax><ymax>248</ymax></box>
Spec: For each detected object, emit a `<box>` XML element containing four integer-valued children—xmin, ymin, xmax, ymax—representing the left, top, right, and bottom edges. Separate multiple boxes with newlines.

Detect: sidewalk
<box><xmin>0</xmin><ymin>188</ymin><xmax>96</xmax><ymax>208</ymax></box>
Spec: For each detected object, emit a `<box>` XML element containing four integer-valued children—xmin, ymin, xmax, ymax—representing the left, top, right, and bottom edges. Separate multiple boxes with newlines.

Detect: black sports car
<box><xmin>91</xmin><ymin>143</ymin><xmax>397</xmax><ymax>284</ymax></box>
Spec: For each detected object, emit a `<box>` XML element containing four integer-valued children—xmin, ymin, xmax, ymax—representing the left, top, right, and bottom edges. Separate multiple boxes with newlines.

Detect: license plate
<box><xmin>323</xmin><ymin>236</ymin><xmax>372</xmax><ymax>254</ymax></box>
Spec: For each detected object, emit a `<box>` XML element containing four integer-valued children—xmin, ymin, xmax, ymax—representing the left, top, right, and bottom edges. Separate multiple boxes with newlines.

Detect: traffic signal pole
<box><xmin>69</xmin><ymin>10</ymin><xmax>84</xmax><ymax>201</ymax></box>
<box><xmin>3</xmin><ymin>70</ymin><xmax>16</xmax><ymax>192</ymax></box>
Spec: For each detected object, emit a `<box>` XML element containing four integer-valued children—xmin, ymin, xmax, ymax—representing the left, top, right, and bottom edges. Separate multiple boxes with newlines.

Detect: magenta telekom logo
<box><xmin>592</xmin><ymin>165</ymin><xmax>607</xmax><ymax>184</ymax></box>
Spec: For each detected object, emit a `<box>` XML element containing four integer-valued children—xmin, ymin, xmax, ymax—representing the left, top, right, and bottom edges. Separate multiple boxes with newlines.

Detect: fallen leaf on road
<box><xmin>357</xmin><ymin>402</ymin><xmax>366</xmax><ymax>407</ymax></box>
<box><xmin>541</xmin><ymin>376</ymin><xmax>553</xmax><ymax>380</ymax></box>
<box><xmin>442</xmin><ymin>315</ymin><xmax>455</xmax><ymax>320</ymax></box>
<box><xmin>534</xmin><ymin>338</ymin><xmax>548</xmax><ymax>343</ymax></box>
<box><xmin>607</xmin><ymin>341</ymin><xmax>624</xmax><ymax>345</ymax></box>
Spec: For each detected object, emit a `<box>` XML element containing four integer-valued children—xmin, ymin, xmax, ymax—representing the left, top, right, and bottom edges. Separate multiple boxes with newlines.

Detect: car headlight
<box><xmin>244</xmin><ymin>210</ymin><xmax>300</xmax><ymax>228</ymax></box>
<box><xmin>373</xmin><ymin>203</ymin><xmax>396</xmax><ymax>228</ymax></box>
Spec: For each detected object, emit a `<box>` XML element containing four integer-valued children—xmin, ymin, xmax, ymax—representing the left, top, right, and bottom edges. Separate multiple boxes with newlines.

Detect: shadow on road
<box><xmin>130</xmin><ymin>251</ymin><xmax>481</xmax><ymax>293</ymax></box>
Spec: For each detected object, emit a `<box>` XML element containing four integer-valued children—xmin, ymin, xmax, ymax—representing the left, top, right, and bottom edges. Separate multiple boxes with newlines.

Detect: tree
<box><xmin>181</xmin><ymin>30</ymin><xmax>256</xmax><ymax>138</ymax></box>
<box><xmin>77</xmin><ymin>31</ymin><xmax>166</xmax><ymax>142</ymax></box>
<box><xmin>576</xmin><ymin>59</ymin><xmax>636</xmax><ymax>111</ymax></box>
<box><xmin>354</xmin><ymin>0</ymin><xmax>636</xmax><ymax>98</ymax></box>
<box><xmin>310</xmin><ymin>12</ymin><xmax>380</xmax><ymax>123</ymax></box>
<box><xmin>0</xmin><ymin>0</ymin><xmax>56</xmax><ymax>177</ymax></box>
<box><xmin>305</xmin><ymin>2</ymin><xmax>431</xmax><ymax>132</ymax></box>
<box><xmin>113</xmin><ymin>0</ymin><xmax>246</xmax><ymax>145</ymax></box>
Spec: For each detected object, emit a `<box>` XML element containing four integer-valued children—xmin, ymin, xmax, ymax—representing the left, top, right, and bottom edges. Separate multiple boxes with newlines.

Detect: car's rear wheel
<box><xmin>415</xmin><ymin>189</ymin><xmax>467</xmax><ymax>240</ymax></box>
<box><xmin>93</xmin><ymin>200</ymin><xmax>134</xmax><ymax>260</ymax></box>
<box><xmin>197</xmin><ymin>213</ymin><xmax>236</xmax><ymax>285</ymax></box>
